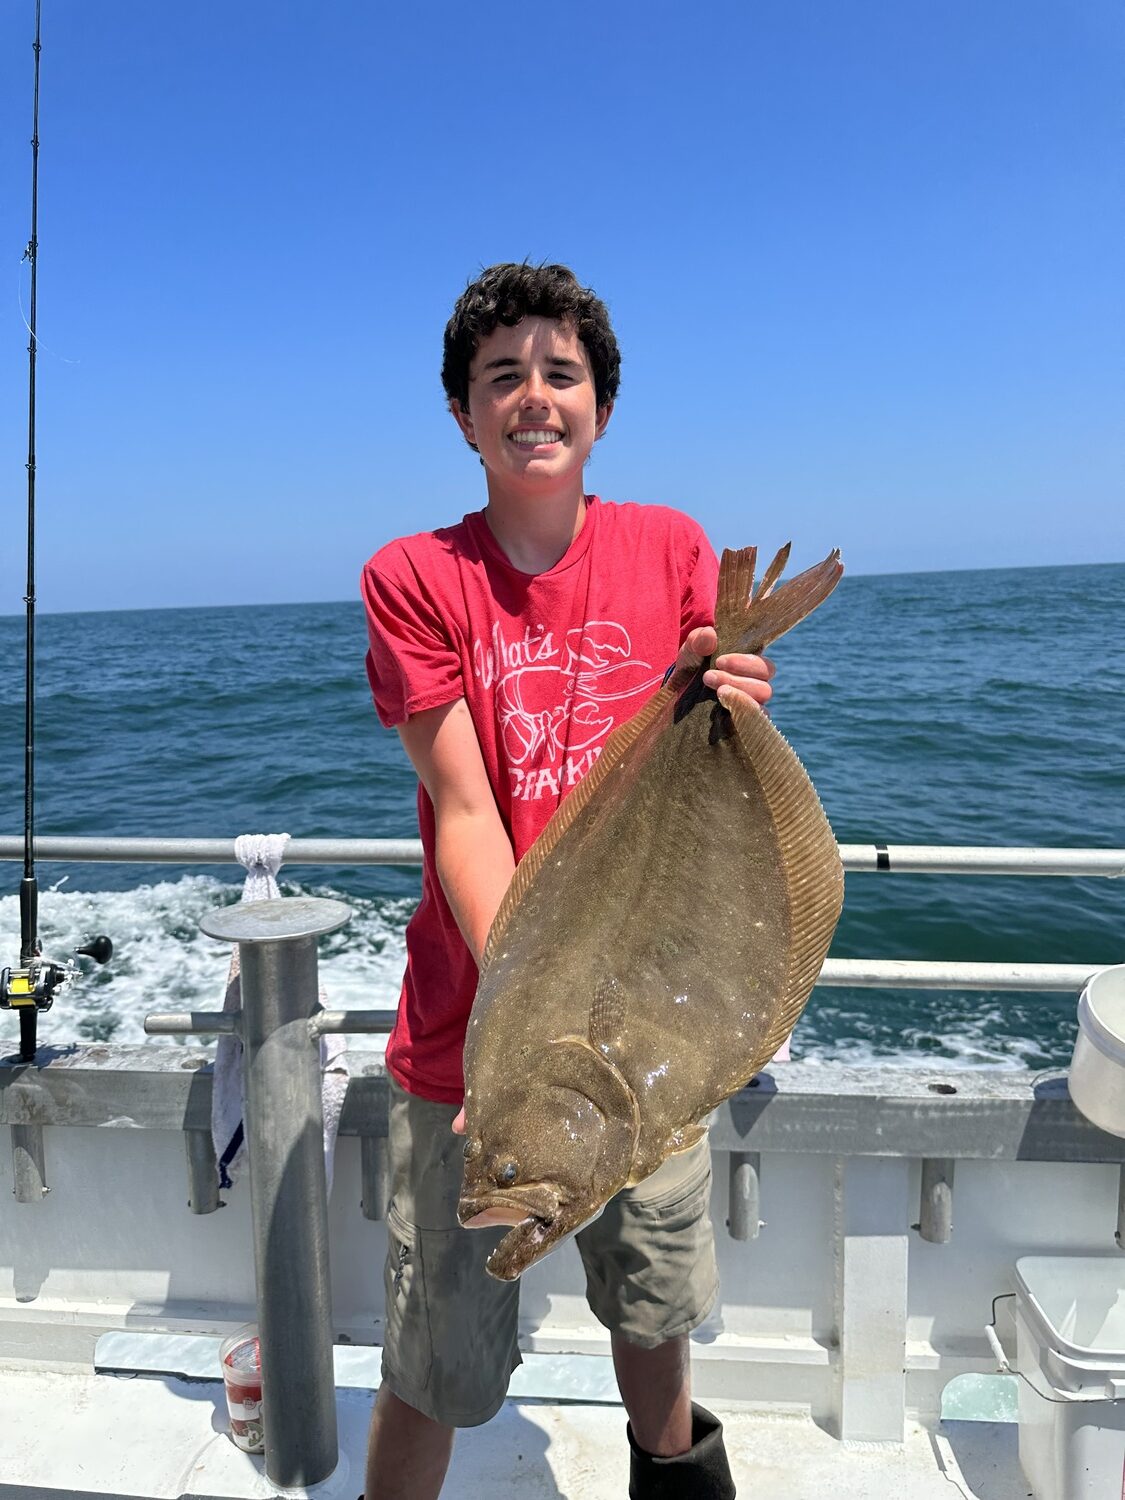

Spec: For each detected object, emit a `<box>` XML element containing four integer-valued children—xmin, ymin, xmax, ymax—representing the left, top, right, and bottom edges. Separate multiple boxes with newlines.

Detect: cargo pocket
<box><xmin>605</xmin><ymin>1143</ymin><xmax>718</xmax><ymax>1342</ymax></box>
<box><xmin>383</xmin><ymin>1203</ymin><xmax>433</xmax><ymax>1394</ymax></box>
<box><xmin>628</xmin><ymin>1140</ymin><xmax>712</xmax><ymax>1220</ymax></box>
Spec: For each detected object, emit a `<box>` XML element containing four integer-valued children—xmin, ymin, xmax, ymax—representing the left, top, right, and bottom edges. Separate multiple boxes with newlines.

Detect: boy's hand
<box><xmin>675</xmin><ymin>626</ymin><xmax>774</xmax><ymax>710</ymax></box>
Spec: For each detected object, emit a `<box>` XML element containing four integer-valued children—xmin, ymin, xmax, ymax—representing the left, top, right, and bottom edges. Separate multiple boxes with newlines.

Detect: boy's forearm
<box><xmin>434</xmin><ymin>811</ymin><xmax>517</xmax><ymax>967</ymax></box>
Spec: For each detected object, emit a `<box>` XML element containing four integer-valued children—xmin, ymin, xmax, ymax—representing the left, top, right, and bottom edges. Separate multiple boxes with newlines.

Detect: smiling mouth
<box><xmin>508</xmin><ymin>430</ymin><xmax>563</xmax><ymax>447</ymax></box>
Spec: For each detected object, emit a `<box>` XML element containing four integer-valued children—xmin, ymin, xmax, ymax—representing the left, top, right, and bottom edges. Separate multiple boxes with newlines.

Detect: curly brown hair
<box><xmin>442</xmin><ymin>262</ymin><xmax>621</xmax><ymax>415</ymax></box>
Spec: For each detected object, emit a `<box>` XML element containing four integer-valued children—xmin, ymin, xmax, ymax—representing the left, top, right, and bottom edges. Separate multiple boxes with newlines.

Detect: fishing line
<box><xmin>16</xmin><ymin>258</ymin><xmax>81</xmax><ymax>364</ymax></box>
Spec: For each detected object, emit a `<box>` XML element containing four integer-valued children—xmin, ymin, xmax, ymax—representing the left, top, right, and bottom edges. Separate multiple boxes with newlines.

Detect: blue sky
<box><xmin>1</xmin><ymin>0</ymin><xmax>1121</xmax><ymax>612</ymax></box>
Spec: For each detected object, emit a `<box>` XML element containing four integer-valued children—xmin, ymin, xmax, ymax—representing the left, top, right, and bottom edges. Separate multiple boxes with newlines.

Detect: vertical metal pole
<box><xmin>11</xmin><ymin>1123</ymin><xmax>47</xmax><ymax>1201</ymax></box>
<box><xmin>727</xmin><ymin>1151</ymin><xmax>761</xmax><ymax>1240</ymax></box>
<box><xmin>200</xmin><ymin>897</ymin><xmax>351</xmax><ymax>1489</ymax></box>
<box><xmin>917</xmin><ymin>1158</ymin><xmax>955</xmax><ymax>1244</ymax></box>
<box><xmin>184</xmin><ymin>1128</ymin><xmax>220</xmax><ymax>1214</ymax></box>
<box><xmin>239</xmin><ymin>932</ymin><xmax>338</xmax><ymax>1487</ymax></box>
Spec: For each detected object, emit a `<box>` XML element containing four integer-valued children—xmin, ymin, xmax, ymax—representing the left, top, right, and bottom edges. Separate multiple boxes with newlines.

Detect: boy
<box><xmin>362</xmin><ymin>263</ymin><xmax>774</xmax><ymax>1499</ymax></box>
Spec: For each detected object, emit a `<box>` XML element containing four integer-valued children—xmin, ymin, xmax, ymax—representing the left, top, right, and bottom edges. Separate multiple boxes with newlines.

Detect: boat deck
<box><xmin>0</xmin><ymin>1346</ymin><xmax>1029</xmax><ymax>1500</ymax></box>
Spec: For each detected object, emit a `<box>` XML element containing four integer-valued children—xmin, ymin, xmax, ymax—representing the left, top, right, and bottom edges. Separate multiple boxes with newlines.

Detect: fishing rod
<box><xmin>1</xmin><ymin>1</ymin><xmax>112</xmax><ymax>1064</ymax></box>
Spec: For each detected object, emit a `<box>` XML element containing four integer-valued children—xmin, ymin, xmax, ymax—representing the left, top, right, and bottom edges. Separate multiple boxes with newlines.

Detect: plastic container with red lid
<box><xmin>220</xmin><ymin>1325</ymin><xmax>264</xmax><ymax>1454</ymax></box>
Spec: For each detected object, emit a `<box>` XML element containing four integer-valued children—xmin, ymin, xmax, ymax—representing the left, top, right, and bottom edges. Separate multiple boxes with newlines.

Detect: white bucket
<box><xmin>1014</xmin><ymin>1256</ymin><xmax>1125</xmax><ymax>1500</ymax></box>
<box><xmin>1070</xmin><ymin>965</ymin><xmax>1125</xmax><ymax>1138</ymax></box>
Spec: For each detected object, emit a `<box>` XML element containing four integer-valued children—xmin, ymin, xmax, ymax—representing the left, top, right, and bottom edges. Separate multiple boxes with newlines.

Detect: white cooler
<box><xmin>1014</xmin><ymin>1255</ymin><xmax>1125</xmax><ymax>1500</ymax></box>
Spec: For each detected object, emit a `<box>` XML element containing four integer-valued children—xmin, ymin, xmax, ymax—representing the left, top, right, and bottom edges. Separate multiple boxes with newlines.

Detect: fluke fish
<box><xmin>458</xmin><ymin>543</ymin><xmax>845</xmax><ymax>1279</ymax></box>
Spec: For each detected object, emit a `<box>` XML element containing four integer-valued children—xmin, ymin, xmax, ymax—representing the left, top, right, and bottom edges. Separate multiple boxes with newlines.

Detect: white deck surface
<box><xmin>0</xmin><ymin>1359</ymin><xmax>1030</xmax><ymax>1500</ymax></box>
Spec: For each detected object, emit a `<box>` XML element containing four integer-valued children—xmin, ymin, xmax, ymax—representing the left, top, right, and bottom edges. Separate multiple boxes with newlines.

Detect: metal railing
<box><xmin>2</xmin><ymin>834</ymin><xmax>1123</xmax><ymax>877</ymax></box>
<box><xmin>2</xmin><ymin>836</ymin><xmax>1120</xmax><ymax>994</ymax></box>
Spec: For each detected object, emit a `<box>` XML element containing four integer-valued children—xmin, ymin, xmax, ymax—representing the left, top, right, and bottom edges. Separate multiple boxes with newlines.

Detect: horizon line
<box><xmin>0</xmin><ymin>555</ymin><xmax>1120</xmax><ymax>621</ymax></box>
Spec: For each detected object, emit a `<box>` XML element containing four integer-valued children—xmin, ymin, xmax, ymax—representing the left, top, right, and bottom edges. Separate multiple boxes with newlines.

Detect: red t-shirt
<box><xmin>362</xmin><ymin>496</ymin><xmax>719</xmax><ymax>1103</ymax></box>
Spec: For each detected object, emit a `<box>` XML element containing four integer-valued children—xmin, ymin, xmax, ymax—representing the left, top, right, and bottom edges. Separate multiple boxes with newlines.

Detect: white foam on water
<box><xmin>796</xmin><ymin>996</ymin><xmax>1062</xmax><ymax>1071</ymax></box>
<box><xmin>796</xmin><ymin>1033</ymin><xmax>1045</xmax><ymax>1072</ymax></box>
<box><xmin>0</xmin><ymin>878</ymin><xmax>1061</xmax><ymax>1067</ymax></box>
<box><xmin>0</xmin><ymin>876</ymin><xmax>410</xmax><ymax>1052</ymax></box>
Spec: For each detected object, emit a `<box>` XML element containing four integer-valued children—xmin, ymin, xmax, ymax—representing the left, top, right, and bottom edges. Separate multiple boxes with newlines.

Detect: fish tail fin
<box><xmin>714</xmin><ymin>544</ymin><xmax>843</xmax><ymax>657</ymax></box>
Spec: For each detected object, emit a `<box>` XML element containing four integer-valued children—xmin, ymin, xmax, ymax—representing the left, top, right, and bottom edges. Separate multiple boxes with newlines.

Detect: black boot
<box><xmin>627</xmin><ymin>1402</ymin><xmax>736</xmax><ymax>1499</ymax></box>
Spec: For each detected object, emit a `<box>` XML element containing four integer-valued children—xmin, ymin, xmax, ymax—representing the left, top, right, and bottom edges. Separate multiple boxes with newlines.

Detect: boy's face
<box><xmin>451</xmin><ymin>317</ymin><xmax>612</xmax><ymax>495</ymax></box>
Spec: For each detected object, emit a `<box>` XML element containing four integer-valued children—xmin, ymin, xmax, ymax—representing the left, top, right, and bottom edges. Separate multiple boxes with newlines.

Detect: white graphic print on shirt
<box><xmin>473</xmin><ymin>620</ymin><xmax>663</xmax><ymax>802</ymax></box>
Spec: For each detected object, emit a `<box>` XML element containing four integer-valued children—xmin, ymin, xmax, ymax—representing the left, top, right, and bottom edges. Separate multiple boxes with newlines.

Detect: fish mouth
<box><xmin>458</xmin><ymin>1183</ymin><xmax>603</xmax><ymax>1282</ymax></box>
<box><xmin>486</xmin><ymin>1214</ymin><xmax>566</xmax><ymax>1280</ymax></box>
<box><xmin>457</xmin><ymin>1182</ymin><xmax>561</xmax><ymax>1230</ymax></box>
<box><xmin>457</xmin><ymin>1183</ymin><xmax>575</xmax><ymax>1279</ymax></box>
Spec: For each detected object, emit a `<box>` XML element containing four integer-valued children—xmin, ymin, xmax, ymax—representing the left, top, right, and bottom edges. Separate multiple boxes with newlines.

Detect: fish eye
<box><xmin>463</xmin><ymin>1137</ymin><xmax>482</xmax><ymax>1162</ymax></box>
<box><xmin>498</xmin><ymin>1161</ymin><xmax>518</xmax><ymax>1185</ymax></box>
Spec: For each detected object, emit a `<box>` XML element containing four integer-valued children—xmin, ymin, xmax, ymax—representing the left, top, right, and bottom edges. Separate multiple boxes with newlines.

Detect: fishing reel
<box><xmin>1</xmin><ymin>935</ymin><xmax>113</xmax><ymax>1063</ymax></box>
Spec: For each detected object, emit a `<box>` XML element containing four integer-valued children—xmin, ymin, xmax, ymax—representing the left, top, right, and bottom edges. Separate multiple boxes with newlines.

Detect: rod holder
<box><xmin>309</xmin><ymin>1008</ymin><xmax>396</xmax><ymax>1038</ymax></box>
<box><xmin>197</xmin><ymin>895</ymin><xmax>350</xmax><ymax>1490</ymax></box>
<box><xmin>917</xmin><ymin>1158</ymin><xmax>955</xmax><ymax>1243</ymax></box>
<box><xmin>143</xmin><ymin>1011</ymin><xmax>239</xmax><ymax>1036</ymax></box>
<box><xmin>184</xmin><ymin>1128</ymin><xmax>220</xmax><ymax>1214</ymax></box>
<box><xmin>1116</xmin><ymin>1165</ymin><xmax>1125</xmax><ymax>1249</ymax></box>
<box><xmin>728</xmin><ymin>1151</ymin><xmax>761</xmax><ymax>1240</ymax></box>
<box><xmin>361</xmin><ymin>1135</ymin><xmax>391</xmax><ymax>1222</ymax></box>
<box><xmin>11</xmin><ymin>1123</ymin><xmax>47</xmax><ymax>1202</ymax></box>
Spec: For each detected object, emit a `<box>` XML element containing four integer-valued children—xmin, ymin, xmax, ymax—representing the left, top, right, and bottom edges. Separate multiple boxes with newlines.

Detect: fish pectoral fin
<box><xmin>548</xmin><ymin>1036</ymin><xmax>641</xmax><ymax>1154</ymax></box>
<box><xmin>588</xmin><ymin>974</ymin><xmax>626</xmax><ymax>1052</ymax></box>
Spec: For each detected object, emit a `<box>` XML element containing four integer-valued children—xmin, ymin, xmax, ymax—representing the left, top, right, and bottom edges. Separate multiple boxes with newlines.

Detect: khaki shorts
<box><xmin>380</xmin><ymin>1076</ymin><xmax>718</xmax><ymax>1427</ymax></box>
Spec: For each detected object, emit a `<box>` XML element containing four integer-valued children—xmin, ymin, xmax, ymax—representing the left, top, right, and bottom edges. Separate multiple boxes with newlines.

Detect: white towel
<box><xmin>211</xmin><ymin>834</ymin><xmax>349</xmax><ymax>1196</ymax></box>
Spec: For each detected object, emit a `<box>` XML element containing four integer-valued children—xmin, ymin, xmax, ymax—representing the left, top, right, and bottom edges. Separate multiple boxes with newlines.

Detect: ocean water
<box><xmin>0</xmin><ymin>561</ymin><xmax>1122</xmax><ymax>1068</ymax></box>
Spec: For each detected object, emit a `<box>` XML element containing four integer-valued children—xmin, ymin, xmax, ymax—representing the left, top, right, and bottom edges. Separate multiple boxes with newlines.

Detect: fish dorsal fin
<box><xmin>589</xmin><ymin>974</ymin><xmax>626</xmax><ymax>1053</ymax></box>
<box><xmin>480</xmin><ymin>681</ymin><xmax>677</xmax><ymax>972</ymax></box>
<box><xmin>714</xmin><ymin>545</ymin><xmax>842</xmax><ymax>659</ymax></box>
<box><xmin>716</xmin><ymin>685</ymin><xmax>844</xmax><ymax>1065</ymax></box>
